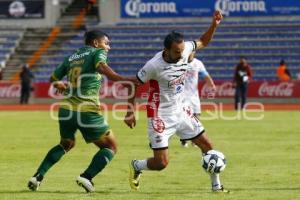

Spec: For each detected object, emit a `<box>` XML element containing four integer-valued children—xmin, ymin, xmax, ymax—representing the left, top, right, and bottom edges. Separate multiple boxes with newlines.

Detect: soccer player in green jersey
<box><xmin>28</xmin><ymin>30</ymin><xmax>135</xmax><ymax>193</ymax></box>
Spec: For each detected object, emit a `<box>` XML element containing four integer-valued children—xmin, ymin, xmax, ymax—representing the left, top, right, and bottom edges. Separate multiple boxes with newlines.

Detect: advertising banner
<box><xmin>1</xmin><ymin>81</ymin><xmax>299</xmax><ymax>99</ymax></box>
<box><xmin>200</xmin><ymin>81</ymin><xmax>300</xmax><ymax>98</ymax></box>
<box><xmin>0</xmin><ymin>82</ymin><xmax>21</xmax><ymax>98</ymax></box>
<box><xmin>24</xmin><ymin>81</ymin><xmax>300</xmax><ymax>99</ymax></box>
<box><xmin>0</xmin><ymin>0</ymin><xmax>45</xmax><ymax>19</ymax></box>
<box><xmin>121</xmin><ymin>0</ymin><xmax>300</xmax><ymax>18</ymax></box>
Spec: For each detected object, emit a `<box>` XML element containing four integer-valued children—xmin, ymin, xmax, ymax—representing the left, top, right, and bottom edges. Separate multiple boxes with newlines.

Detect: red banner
<box><xmin>0</xmin><ymin>82</ymin><xmax>21</xmax><ymax>98</ymax></box>
<box><xmin>199</xmin><ymin>81</ymin><xmax>300</xmax><ymax>98</ymax></box>
<box><xmin>0</xmin><ymin>81</ymin><xmax>299</xmax><ymax>99</ymax></box>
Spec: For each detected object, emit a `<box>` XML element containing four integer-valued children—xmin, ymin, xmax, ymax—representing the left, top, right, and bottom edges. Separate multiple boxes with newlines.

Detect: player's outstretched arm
<box><xmin>97</xmin><ymin>62</ymin><xmax>129</xmax><ymax>82</ymax></box>
<box><xmin>204</xmin><ymin>74</ymin><xmax>216</xmax><ymax>91</ymax></box>
<box><xmin>123</xmin><ymin>77</ymin><xmax>141</xmax><ymax>129</ymax></box>
<box><xmin>97</xmin><ymin>62</ymin><xmax>141</xmax><ymax>86</ymax></box>
<box><xmin>195</xmin><ymin>10</ymin><xmax>223</xmax><ymax>50</ymax></box>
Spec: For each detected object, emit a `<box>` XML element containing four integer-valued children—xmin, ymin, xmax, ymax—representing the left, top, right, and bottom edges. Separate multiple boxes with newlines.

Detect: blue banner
<box><xmin>120</xmin><ymin>0</ymin><xmax>300</xmax><ymax>18</ymax></box>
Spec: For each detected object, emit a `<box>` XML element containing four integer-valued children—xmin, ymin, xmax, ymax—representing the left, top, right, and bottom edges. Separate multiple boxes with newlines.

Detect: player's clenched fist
<box><xmin>213</xmin><ymin>10</ymin><xmax>223</xmax><ymax>26</ymax></box>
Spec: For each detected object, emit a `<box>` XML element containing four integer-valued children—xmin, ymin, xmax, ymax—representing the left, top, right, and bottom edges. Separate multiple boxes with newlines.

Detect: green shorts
<box><xmin>58</xmin><ymin>107</ymin><xmax>110</xmax><ymax>143</ymax></box>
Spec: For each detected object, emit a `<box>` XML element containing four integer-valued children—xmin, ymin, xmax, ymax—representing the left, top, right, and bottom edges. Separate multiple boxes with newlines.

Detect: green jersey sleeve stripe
<box><xmin>50</xmin><ymin>74</ymin><xmax>59</xmax><ymax>81</ymax></box>
<box><xmin>95</xmin><ymin>61</ymin><xmax>107</xmax><ymax>69</ymax></box>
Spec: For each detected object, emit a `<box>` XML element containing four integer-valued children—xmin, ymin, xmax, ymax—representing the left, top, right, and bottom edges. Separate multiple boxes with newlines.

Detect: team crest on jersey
<box><xmin>151</xmin><ymin>118</ymin><xmax>165</xmax><ymax>133</ymax></box>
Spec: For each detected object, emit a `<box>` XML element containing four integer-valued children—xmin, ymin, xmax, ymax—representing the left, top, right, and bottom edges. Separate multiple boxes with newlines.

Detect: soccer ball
<box><xmin>202</xmin><ymin>150</ymin><xmax>226</xmax><ymax>174</ymax></box>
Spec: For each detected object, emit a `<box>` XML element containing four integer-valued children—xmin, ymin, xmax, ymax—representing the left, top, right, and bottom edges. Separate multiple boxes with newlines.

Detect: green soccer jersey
<box><xmin>51</xmin><ymin>46</ymin><xmax>108</xmax><ymax>113</ymax></box>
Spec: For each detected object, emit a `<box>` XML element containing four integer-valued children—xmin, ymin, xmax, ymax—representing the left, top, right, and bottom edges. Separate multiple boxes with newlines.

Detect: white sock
<box><xmin>133</xmin><ymin>159</ymin><xmax>149</xmax><ymax>171</ymax></box>
<box><xmin>210</xmin><ymin>173</ymin><xmax>221</xmax><ymax>190</ymax></box>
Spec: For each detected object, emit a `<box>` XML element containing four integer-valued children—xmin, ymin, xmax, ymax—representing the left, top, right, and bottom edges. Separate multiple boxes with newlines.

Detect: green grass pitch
<box><xmin>0</xmin><ymin>110</ymin><xmax>300</xmax><ymax>200</ymax></box>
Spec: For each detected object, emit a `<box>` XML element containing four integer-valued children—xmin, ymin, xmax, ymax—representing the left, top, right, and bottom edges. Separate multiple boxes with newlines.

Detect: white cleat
<box><xmin>28</xmin><ymin>177</ymin><xmax>41</xmax><ymax>191</ymax></box>
<box><xmin>76</xmin><ymin>176</ymin><xmax>95</xmax><ymax>193</ymax></box>
<box><xmin>181</xmin><ymin>141</ymin><xmax>189</xmax><ymax>148</ymax></box>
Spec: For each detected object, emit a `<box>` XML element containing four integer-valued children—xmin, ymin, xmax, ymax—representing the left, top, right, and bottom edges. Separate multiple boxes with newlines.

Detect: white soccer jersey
<box><xmin>184</xmin><ymin>58</ymin><xmax>208</xmax><ymax>114</ymax></box>
<box><xmin>137</xmin><ymin>41</ymin><xmax>197</xmax><ymax>118</ymax></box>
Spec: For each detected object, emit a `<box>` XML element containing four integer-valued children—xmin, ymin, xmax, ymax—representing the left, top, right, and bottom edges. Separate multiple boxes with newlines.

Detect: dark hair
<box><xmin>164</xmin><ymin>31</ymin><xmax>184</xmax><ymax>49</ymax></box>
<box><xmin>280</xmin><ymin>59</ymin><xmax>285</xmax><ymax>65</ymax></box>
<box><xmin>84</xmin><ymin>30</ymin><xmax>109</xmax><ymax>45</ymax></box>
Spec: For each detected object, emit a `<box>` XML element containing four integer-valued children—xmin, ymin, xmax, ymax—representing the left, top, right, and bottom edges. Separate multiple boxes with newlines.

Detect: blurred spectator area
<box><xmin>32</xmin><ymin>19</ymin><xmax>300</xmax><ymax>82</ymax></box>
<box><xmin>0</xmin><ymin>27</ymin><xmax>25</xmax><ymax>76</ymax></box>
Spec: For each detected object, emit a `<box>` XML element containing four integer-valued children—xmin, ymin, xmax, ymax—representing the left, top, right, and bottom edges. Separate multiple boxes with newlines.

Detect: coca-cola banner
<box><xmin>0</xmin><ymin>82</ymin><xmax>21</xmax><ymax>98</ymax></box>
<box><xmin>0</xmin><ymin>81</ymin><xmax>299</xmax><ymax>99</ymax></box>
<box><xmin>24</xmin><ymin>80</ymin><xmax>300</xmax><ymax>99</ymax></box>
<box><xmin>200</xmin><ymin>81</ymin><xmax>300</xmax><ymax>98</ymax></box>
<box><xmin>248</xmin><ymin>81</ymin><xmax>300</xmax><ymax>98</ymax></box>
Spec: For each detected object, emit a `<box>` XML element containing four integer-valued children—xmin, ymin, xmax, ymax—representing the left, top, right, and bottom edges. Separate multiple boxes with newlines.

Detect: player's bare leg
<box><xmin>76</xmin><ymin>131</ymin><xmax>117</xmax><ymax>193</ymax></box>
<box><xmin>130</xmin><ymin>149</ymin><xmax>169</xmax><ymax>190</ymax></box>
<box><xmin>192</xmin><ymin>132</ymin><xmax>229</xmax><ymax>193</ymax></box>
<box><xmin>192</xmin><ymin>132</ymin><xmax>213</xmax><ymax>153</ymax></box>
<box><xmin>28</xmin><ymin>138</ymin><xmax>74</xmax><ymax>191</ymax></box>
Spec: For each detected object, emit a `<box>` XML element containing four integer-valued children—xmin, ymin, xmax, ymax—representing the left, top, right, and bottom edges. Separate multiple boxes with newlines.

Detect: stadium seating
<box><xmin>32</xmin><ymin>20</ymin><xmax>300</xmax><ymax>82</ymax></box>
<box><xmin>0</xmin><ymin>28</ymin><xmax>24</xmax><ymax>71</ymax></box>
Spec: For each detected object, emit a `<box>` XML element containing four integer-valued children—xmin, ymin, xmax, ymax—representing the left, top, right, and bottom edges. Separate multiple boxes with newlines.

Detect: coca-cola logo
<box><xmin>258</xmin><ymin>82</ymin><xmax>294</xmax><ymax>97</ymax></box>
<box><xmin>201</xmin><ymin>82</ymin><xmax>235</xmax><ymax>97</ymax></box>
<box><xmin>0</xmin><ymin>84</ymin><xmax>21</xmax><ymax>98</ymax></box>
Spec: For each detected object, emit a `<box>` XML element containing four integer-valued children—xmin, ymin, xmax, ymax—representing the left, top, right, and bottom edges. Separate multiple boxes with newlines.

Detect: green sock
<box><xmin>37</xmin><ymin>145</ymin><xmax>65</xmax><ymax>176</ymax></box>
<box><xmin>83</xmin><ymin>148</ymin><xmax>114</xmax><ymax>179</ymax></box>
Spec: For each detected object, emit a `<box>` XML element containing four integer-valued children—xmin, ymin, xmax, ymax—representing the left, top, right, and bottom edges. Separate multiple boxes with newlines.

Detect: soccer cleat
<box><xmin>129</xmin><ymin>160</ymin><xmax>142</xmax><ymax>190</ymax></box>
<box><xmin>28</xmin><ymin>173</ymin><xmax>43</xmax><ymax>191</ymax></box>
<box><xmin>76</xmin><ymin>175</ymin><xmax>95</xmax><ymax>193</ymax></box>
<box><xmin>181</xmin><ymin>141</ymin><xmax>188</xmax><ymax>148</ymax></box>
<box><xmin>212</xmin><ymin>185</ymin><xmax>230</xmax><ymax>193</ymax></box>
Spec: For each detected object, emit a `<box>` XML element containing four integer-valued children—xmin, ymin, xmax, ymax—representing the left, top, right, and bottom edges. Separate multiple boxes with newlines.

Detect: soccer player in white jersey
<box><xmin>181</xmin><ymin>51</ymin><xmax>216</xmax><ymax>147</ymax></box>
<box><xmin>124</xmin><ymin>11</ymin><xmax>229</xmax><ymax>193</ymax></box>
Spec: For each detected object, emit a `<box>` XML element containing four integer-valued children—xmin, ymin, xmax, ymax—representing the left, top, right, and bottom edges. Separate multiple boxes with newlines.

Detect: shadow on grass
<box><xmin>229</xmin><ymin>187</ymin><xmax>300</xmax><ymax>191</ymax></box>
<box><xmin>1</xmin><ymin>187</ymin><xmax>299</xmax><ymax>195</ymax></box>
<box><xmin>0</xmin><ymin>189</ymin><xmax>209</xmax><ymax>195</ymax></box>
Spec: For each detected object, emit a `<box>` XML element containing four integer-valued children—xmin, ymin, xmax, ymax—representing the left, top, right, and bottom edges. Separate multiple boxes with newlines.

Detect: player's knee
<box><xmin>60</xmin><ymin>139</ymin><xmax>75</xmax><ymax>152</ymax></box>
<box><xmin>109</xmin><ymin>143</ymin><xmax>117</xmax><ymax>154</ymax></box>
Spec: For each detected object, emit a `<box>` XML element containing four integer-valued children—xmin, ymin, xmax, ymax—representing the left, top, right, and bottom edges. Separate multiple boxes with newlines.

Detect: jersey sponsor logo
<box><xmin>175</xmin><ymin>85</ymin><xmax>183</xmax><ymax>94</ymax></box>
<box><xmin>215</xmin><ymin>0</ymin><xmax>267</xmax><ymax>16</ymax></box>
<box><xmin>69</xmin><ymin>52</ymin><xmax>90</xmax><ymax>62</ymax></box>
<box><xmin>151</xmin><ymin>117</ymin><xmax>165</xmax><ymax>133</ymax></box>
<box><xmin>125</xmin><ymin>0</ymin><xmax>177</xmax><ymax>17</ymax></box>
<box><xmin>168</xmin><ymin>73</ymin><xmax>186</xmax><ymax>88</ymax></box>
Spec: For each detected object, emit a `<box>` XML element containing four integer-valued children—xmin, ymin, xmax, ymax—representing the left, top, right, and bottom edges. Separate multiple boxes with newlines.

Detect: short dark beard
<box><xmin>163</xmin><ymin>51</ymin><xmax>179</xmax><ymax>63</ymax></box>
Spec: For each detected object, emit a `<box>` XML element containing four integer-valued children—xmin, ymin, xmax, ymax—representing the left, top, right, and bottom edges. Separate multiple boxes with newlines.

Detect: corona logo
<box><xmin>215</xmin><ymin>0</ymin><xmax>266</xmax><ymax>16</ymax></box>
<box><xmin>125</xmin><ymin>0</ymin><xmax>177</xmax><ymax>17</ymax></box>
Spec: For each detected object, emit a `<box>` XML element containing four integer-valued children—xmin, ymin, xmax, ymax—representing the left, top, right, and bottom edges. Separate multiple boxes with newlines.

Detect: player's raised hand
<box><xmin>124</xmin><ymin>111</ymin><xmax>136</xmax><ymax>129</ymax></box>
<box><xmin>213</xmin><ymin>10</ymin><xmax>223</xmax><ymax>26</ymax></box>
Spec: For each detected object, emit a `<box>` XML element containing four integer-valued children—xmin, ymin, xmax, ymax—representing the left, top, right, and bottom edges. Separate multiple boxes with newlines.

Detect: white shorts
<box><xmin>184</xmin><ymin>98</ymin><xmax>201</xmax><ymax>114</ymax></box>
<box><xmin>147</xmin><ymin>107</ymin><xmax>205</xmax><ymax>149</ymax></box>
